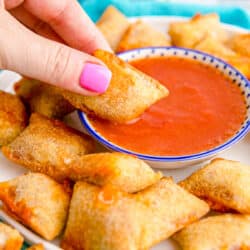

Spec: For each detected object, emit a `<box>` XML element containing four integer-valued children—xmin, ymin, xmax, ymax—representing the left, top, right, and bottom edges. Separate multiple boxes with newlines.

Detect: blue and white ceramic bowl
<box><xmin>79</xmin><ymin>47</ymin><xmax>250</xmax><ymax>169</ymax></box>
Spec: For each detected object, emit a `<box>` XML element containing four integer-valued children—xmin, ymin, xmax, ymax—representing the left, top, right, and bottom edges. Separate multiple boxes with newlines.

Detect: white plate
<box><xmin>0</xmin><ymin>16</ymin><xmax>249</xmax><ymax>249</ymax></box>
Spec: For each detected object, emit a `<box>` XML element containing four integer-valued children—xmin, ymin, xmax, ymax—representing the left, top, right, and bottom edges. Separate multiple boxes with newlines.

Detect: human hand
<box><xmin>0</xmin><ymin>0</ymin><xmax>112</xmax><ymax>95</ymax></box>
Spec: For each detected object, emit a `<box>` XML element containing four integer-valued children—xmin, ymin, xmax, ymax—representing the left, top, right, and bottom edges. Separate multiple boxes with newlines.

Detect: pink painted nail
<box><xmin>80</xmin><ymin>63</ymin><xmax>112</xmax><ymax>93</ymax></box>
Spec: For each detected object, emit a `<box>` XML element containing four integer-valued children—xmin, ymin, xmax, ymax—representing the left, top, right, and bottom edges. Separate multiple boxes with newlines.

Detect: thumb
<box><xmin>0</xmin><ymin>10</ymin><xmax>112</xmax><ymax>95</ymax></box>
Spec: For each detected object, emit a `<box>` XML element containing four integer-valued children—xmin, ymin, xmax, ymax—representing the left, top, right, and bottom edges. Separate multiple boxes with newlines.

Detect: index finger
<box><xmin>22</xmin><ymin>0</ymin><xmax>111</xmax><ymax>53</ymax></box>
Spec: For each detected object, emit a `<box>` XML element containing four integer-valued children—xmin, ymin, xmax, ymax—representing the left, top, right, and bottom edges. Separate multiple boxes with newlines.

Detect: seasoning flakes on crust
<box><xmin>0</xmin><ymin>173</ymin><xmax>70</xmax><ymax>240</ymax></box>
<box><xmin>2</xmin><ymin>113</ymin><xmax>95</xmax><ymax>182</ymax></box>
<box><xmin>62</xmin><ymin>50</ymin><xmax>168</xmax><ymax>123</ymax></box>
<box><xmin>179</xmin><ymin>158</ymin><xmax>250</xmax><ymax>213</ymax></box>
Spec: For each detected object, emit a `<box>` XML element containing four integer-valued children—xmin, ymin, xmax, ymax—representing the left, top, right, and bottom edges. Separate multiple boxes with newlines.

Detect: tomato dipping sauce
<box><xmin>89</xmin><ymin>57</ymin><xmax>246</xmax><ymax>156</ymax></box>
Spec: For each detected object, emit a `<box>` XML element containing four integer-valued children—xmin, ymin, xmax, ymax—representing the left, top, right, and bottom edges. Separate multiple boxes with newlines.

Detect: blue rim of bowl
<box><xmin>78</xmin><ymin>46</ymin><xmax>250</xmax><ymax>162</ymax></box>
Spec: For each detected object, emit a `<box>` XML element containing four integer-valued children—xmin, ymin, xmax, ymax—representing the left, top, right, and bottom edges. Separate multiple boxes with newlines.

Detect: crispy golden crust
<box><xmin>173</xmin><ymin>214</ymin><xmax>250</xmax><ymax>250</ymax></box>
<box><xmin>15</xmin><ymin>78</ymin><xmax>75</xmax><ymax>119</ymax></box>
<box><xmin>136</xmin><ymin>177</ymin><xmax>209</xmax><ymax>248</ymax></box>
<box><xmin>116</xmin><ymin>20</ymin><xmax>170</xmax><ymax>52</ymax></box>
<box><xmin>65</xmin><ymin>152</ymin><xmax>162</xmax><ymax>193</ymax></box>
<box><xmin>179</xmin><ymin>158</ymin><xmax>250</xmax><ymax>214</ymax></box>
<box><xmin>96</xmin><ymin>6</ymin><xmax>130</xmax><ymax>51</ymax></box>
<box><xmin>168</xmin><ymin>13</ymin><xmax>227</xmax><ymax>48</ymax></box>
<box><xmin>2</xmin><ymin>113</ymin><xmax>95</xmax><ymax>182</ymax></box>
<box><xmin>0</xmin><ymin>90</ymin><xmax>27</xmax><ymax>146</ymax></box>
<box><xmin>230</xmin><ymin>33</ymin><xmax>250</xmax><ymax>57</ymax></box>
<box><xmin>61</xmin><ymin>178</ymin><xmax>209</xmax><ymax>250</ymax></box>
<box><xmin>0</xmin><ymin>222</ymin><xmax>23</xmax><ymax>250</ymax></box>
<box><xmin>0</xmin><ymin>173</ymin><xmax>70</xmax><ymax>240</ymax></box>
<box><xmin>62</xmin><ymin>50</ymin><xmax>168</xmax><ymax>123</ymax></box>
<box><xmin>27</xmin><ymin>244</ymin><xmax>44</xmax><ymax>250</ymax></box>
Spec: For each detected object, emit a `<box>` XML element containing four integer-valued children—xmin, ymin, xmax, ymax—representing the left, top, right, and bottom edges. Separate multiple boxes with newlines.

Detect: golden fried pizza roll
<box><xmin>231</xmin><ymin>33</ymin><xmax>250</xmax><ymax>57</ymax></box>
<box><xmin>0</xmin><ymin>90</ymin><xmax>27</xmax><ymax>146</ymax></box>
<box><xmin>96</xmin><ymin>6</ymin><xmax>130</xmax><ymax>51</ymax></box>
<box><xmin>0</xmin><ymin>173</ymin><xmax>70</xmax><ymax>240</ymax></box>
<box><xmin>173</xmin><ymin>214</ymin><xmax>250</xmax><ymax>250</ymax></box>
<box><xmin>179</xmin><ymin>158</ymin><xmax>250</xmax><ymax>213</ymax></box>
<box><xmin>117</xmin><ymin>20</ymin><xmax>170</xmax><ymax>52</ymax></box>
<box><xmin>65</xmin><ymin>152</ymin><xmax>162</xmax><ymax>193</ymax></box>
<box><xmin>27</xmin><ymin>244</ymin><xmax>44</xmax><ymax>250</ymax></box>
<box><xmin>61</xmin><ymin>178</ymin><xmax>209</xmax><ymax>250</ymax></box>
<box><xmin>194</xmin><ymin>35</ymin><xmax>236</xmax><ymax>58</ymax></box>
<box><xmin>169</xmin><ymin>13</ymin><xmax>227</xmax><ymax>48</ymax></box>
<box><xmin>15</xmin><ymin>78</ymin><xmax>75</xmax><ymax>119</ymax></box>
<box><xmin>0</xmin><ymin>222</ymin><xmax>23</xmax><ymax>250</ymax></box>
<box><xmin>62</xmin><ymin>50</ymin><xmax>168</xmax><ymax>123</ymax></box>
<box><xmin>2</xmin><ymin>113</ymin><xmax>95</xmax><ymax>182</ymax></box>
<box><xmin>137</xmin><ymin>177</ymin><xmax>209</xmax><ymax>248</ymax></box>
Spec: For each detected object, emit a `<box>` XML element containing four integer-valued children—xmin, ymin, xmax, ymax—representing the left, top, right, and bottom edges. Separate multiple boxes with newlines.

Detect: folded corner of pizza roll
<box><xmin>61</xmin><ymin>177</ymin><xmax>209</xmax><ymax>250</ymax></box>
<box><xmin>27</xmin><ymin>244</ymin><xmax>44</xmax><ymax>250</ymax></box>
<box><xmin>62</xmin><ymin>50</ymin><xmax>168</xmax><ymax>123</ymax></box>
<box><xmin>0</xmin><ymin>173</ymin><xmax>70</xmax><ymax>240</ymax></box>
<box><xmin>66</xmin><ymin>152</ymin><xmax>162</xmax><ymax>193</ymax></box>
<box><xmin>96</xmin><ymin>5</ymin><xmax>130</xmax><ymax>51</ymax></box>
<box><xmin>179</xmin><ymin>158</ymin><xmax>250</xmax><ymax>213</ymax></box>
<box><xmin>136</xmin><ymin>177</ymin><xmax>210</xmax><ymax>248</ymax></box>
<box><xmin>14</xmin><ymin>78</ymin><xmax>75</xmax><ymax>119</ymax></box>
<box><xmin>2</xmin><ymin>113</ymin><xmax>95</xmax><ymax>182</ymax></box>
<box><xmin>168</xmin><ymin>13</ymin><xmax>227</xmax><ymax>48</ymax></box>
<box><xmin>173</xmin><ymin>214</ymin><xmax>250</xmax><ymax>250</ymax></box>
<box><xmin>116</xmin><ymin>20</ymin><xmax>170</xmax><ymax>52</ymax></box>
<box><xmin>0</xmin><ymin>222</ymin><xmax>23</xmax><ymax>250</ymax></box>
<box><xmin>0</xmin><ymin>90</ymin><xmax>27</xmax><ymax>146</ymax></box>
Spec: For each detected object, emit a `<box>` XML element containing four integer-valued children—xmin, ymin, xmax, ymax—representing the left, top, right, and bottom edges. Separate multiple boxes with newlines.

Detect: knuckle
<box><xmin>47</xmin><ymin>45</ymin><xmax>72</xmax><ymax>85</ymax></box>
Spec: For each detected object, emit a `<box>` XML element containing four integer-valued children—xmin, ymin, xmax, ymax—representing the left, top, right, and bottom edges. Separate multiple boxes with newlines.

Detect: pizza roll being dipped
<box><xmin>117</xmin><ymin>20</ymin><xmax>170</xmax><ymax>52</ymax></box>
<box><xmin>15</xmin><ymin>78</ymin><xmax>75</xmax><ymax>119</ymax></box>
<box><xmin>96</xmin><ymin>6</ymin><xmax>130</xmax><ymax>51</ymax></box>
<box><xmin>179</xmin><ymin>158</ymin><xmax>250</xmax><ymax>213</ymax></box>
<box><xmin>169</xmin><ymin>13</ymin><xmax>227</xmax><ymax>48</ymax></box>
<box><xmin>27</xmin><ymin>244</ymin><xmax>44</xmax><ymax>250</ymax></box>
<box><xmin>62</xmin><ymin>50</ymin><xmax>168</xmax><ymax>123</ymax></box>
<box><xmin>0</xmin><ymin>173</ymin><xmax>70</xmax><ymax>240</ymax></box>
<box><xmin>173</xmin><ymin>214</ymin><xmax>250</xmax><ymax>250</ymax></box>
<box><xmin>0</xmin><ymin>90</ymin><xmax>27</xmax><ymax>146</ymax></box>
<box><xmin>61</xmin><ymin>178</ymin><xmax>209</xmax><ymax>250</ymax></box>
<box><xmin>2</xmin><ymin>113</ymin><xmax>95</xmax><ymax>182</ymax></box>
<box><xmin>65</xmin><ymin>152</ymin><xmax>162</xmax><ymax>193</ymax></box>
<box><xmin>230</xmin><ymin>33</ymin><xmax>250</xmax><ymax>57</ymax></box>
<box><xmin>0</xmin><ymin>222</ymin><xmax>23</xmax><ymax>250</ymax></box>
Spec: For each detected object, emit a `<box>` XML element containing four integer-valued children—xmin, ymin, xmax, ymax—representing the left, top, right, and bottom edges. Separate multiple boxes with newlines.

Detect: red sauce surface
<box><xmin>90</xmin><ymin>57</ymin><xmax>246</xmax><ymax>156</ymax></box>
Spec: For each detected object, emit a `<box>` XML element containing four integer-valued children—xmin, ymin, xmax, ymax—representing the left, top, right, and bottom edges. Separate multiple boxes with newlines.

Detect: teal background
<box><xmin>80</xmin><ymin>0</ymin><xmax>250</xmax><ymax>29</ymax></box>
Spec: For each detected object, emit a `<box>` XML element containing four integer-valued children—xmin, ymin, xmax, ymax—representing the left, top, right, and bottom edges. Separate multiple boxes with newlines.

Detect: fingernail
<box><xmin>80</xmin><ymin>63</ymin><xmax>112</xmax><ymax>93</ymax></box>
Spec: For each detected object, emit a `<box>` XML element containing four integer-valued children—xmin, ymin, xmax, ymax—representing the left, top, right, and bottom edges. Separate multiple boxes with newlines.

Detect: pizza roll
<box><xmin>15</xmin><ymin>78</ymin><xmax>74</xmax><ymax>119</ymax></box>
<box><xmin>27</xmin><ymin>244</ymin><xmax>44</xmax><ymax>250</ymax></box>
<box><xmin>230</xmin><ymin>33</ymin><xmax>250</xmax><ymax>57</ymax></box>
<box><xmin>173</xmin><ymin>214</ymin><xmax>250</xmax><ymax>250</ymax></box>
<box><xmin>61</xmin><ymin>178</ymin><xmax>209</xmax><ymax>250</ymax></box>
<box><xmin>96</xmin><ymin>6</ymin><xmax>130</xmax><ymax>51</ymax></box>
<box><xmin>65</xmin><ymin>152</ymin><xmax>162</xmax><ymax>193</ymax></box>
<box><xmin>0</xmin><ymin>90</ymin><xmax>27</xmax><ymax>146</ymax></box>
<box><xmin>62</xmin><ymin>50</ymin><xmax>168</xmax><ymax>123</ymax></box>
<box><xmin>194</xmin><ymin>35</ymin><xmax>236</xmax><ymax>58</ymax></box>
<box><xmin>169</xmin><ymin>13</ymin><xmax>227</xmax><ymax>48</ymax></box>
<box><xmin>179</xmin><ymin>158</ymin><xmax>250</xmax><ymax>213</ymax></box>
<box><xmin>2</xmin><ymin>113</ymin><xmax>95</xmax><ymax>182</ymax></box>
<box><xmin>0</xmin><ymin>222</ymin><xmax>23</xmax><ymax>250</ymax></box>
<box><xmin>117</xmin><ymin>20</ymin><xmax>170</xmax><ymax>52</ymax></box>
<box><xmin>0</xmin><ymin>173</ymin><xmax>70</xmax><ymax>240</ymax></box>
